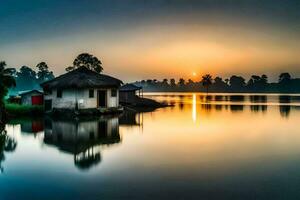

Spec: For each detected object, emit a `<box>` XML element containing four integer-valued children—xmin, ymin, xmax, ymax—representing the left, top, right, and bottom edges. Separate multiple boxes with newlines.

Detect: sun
<box><xmin>192</xmin><ymin>72</ymin><xmax>197</xmax><ymax>77</ymax></box>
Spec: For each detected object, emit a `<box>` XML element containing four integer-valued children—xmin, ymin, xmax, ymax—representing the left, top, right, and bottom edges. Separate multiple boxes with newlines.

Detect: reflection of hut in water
<box><xmin>20</xmin><ymin>119</ymin><xmax>44</xmax><ymax>134</ymax></box>
<box><xmin>119</xmin><ymin>111</ymin><xmax>143</xmax><ymax>127</ymax></box>
<box><xmin>44</xmin><ymin>117</ymin><xmax>120</xmax><ymax>170</ymax></box>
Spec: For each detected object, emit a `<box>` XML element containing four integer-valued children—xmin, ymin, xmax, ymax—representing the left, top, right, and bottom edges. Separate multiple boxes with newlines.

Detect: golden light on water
<box><xmin>192</xmin><ymin>93</ymin><xmax>197</xmax><ymax>122</ymax></box>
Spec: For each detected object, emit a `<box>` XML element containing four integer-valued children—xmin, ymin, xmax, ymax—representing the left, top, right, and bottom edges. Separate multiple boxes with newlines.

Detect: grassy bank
<box><xmin>5</xmin><ymin>103</ymin><xmax>44</xmax><ymax>117</ymax></box>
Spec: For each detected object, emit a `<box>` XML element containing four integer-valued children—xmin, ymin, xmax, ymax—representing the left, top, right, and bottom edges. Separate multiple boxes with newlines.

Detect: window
<box><xmin>111</xmin><ymin>89</ymin><xmax>117</xmax><ymax>97</ymax></box>
<box><xmin>57</xmin><ymin>89</ymin><xmax>63</xmax><ymax>98</ymax></box>
<box><xmin>89</xmin><ymin>89</ymin><xmax>94</xmax><ymax>98</ymax></box>
<box><xmin>44</xmin><ymin>88</ymin><xmax>52</xmax><ymax>95</ymax></box>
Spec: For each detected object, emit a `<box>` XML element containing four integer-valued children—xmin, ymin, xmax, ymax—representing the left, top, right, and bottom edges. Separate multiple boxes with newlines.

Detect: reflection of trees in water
<box><xmin>206</xmin><ymin>95</ymin><xmax>212</xmax><ymax>101</ymax></box>
<box><xmin>279</xmin><ymin>95</ymin><xmax>291</xmax><ymax>103</ymax></box>
<box><xmin>229</xmin><ymin>95</ymin><xmax>245</xmax><ymax>102</ymax></box>
<box><xmin>249</xmin><ymin>95</ymin><xmax>268</xmax><ymax>113</ymax></box>
<box><xmin>0</xmin><ymin>127</ymin><xmax>17</xmax><ymax>173</ymax></box>
<box><xmin>199</xmin><ymin>95</ymin><xmax>213</xmax><ymax>105</ymax></box>
<box><xmin>250</xmin><ymin>95</ymin><xmax>267</xmax><ymax>103</ymax></box>
<box><xmin>279</xmin><ymin>95</ymin><xmax>291</xmax><ymax>118</ymax></box>
<box><xmin>44</xmin><ymin>116</ymin><xmax>120</xmax><ymax>171</ymax></box>
<box><xmin>201</xmin><ymin>103</ymin><xmax>245</xmax><ymax>112</ymax></box>
<box><xmin>215</xmin><ymin>104</ymin><xmax>223</xmax><ymax>111</ymax></box>
<box><xmin>201</xmin><ymin>104</ymin><xmax>212</xmax><ymax>112</ymax></box>
<box><xmin>230</xmin><ymin>105</ymin><xmax>244</xmax><ymax>112</ymax></box>
<box><xmin>214</xmin><ymin>95</ymin><xmax>223</xmax><ymax>102</ymax></box>
<box><xmin>250</xmin><ymin>105</ymin><xmax>267</xmax><ymax>113</ymax></box>
<box><xmin>280</xmin><ymin>106</ymin><xmax>291</xmax><ymax>118</ymax></box>
<box><xmin>178</xmin><ymin>95</ymin><xmax>184</xmax><ymax>110</ymax></box>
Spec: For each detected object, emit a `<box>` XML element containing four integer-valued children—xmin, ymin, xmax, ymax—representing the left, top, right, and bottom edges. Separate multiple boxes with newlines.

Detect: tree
<box><xmin>278</xmin><ymin>73</ymin><xmax>292</xmax><ymax>92</ymax></box>
<box><xmin>36</xmin><ymin>62</ymin><xmax>54</xmax><ymax>83</ymax></box>
<box><xmin>0</xmin><ymin>61</ymin><xmax>16</xmax><ymax>125</ymax></box>
<box><xmin>187</xmin><ymin>79</ymin><xmax>194</xmax><ymax>85</ymax></box>
<box><xmin>170</xmin><ymin>79</ymin><xmax>176</xmax><ymax>88</ymax></box>
<box><xmin>261</xmin><ymin>74</ymin><xmax>268</xmax><ymax>85</ymax></box>
<box><xmin>66</xmin><ymin>53</ymin><xmax>103</xmax><ymax>73</ymax></box>
<box><xmin>279</xmin><ymin>73</ymin><xmax>291</xmax><ymax>83</ymax></box>
<box><xmin>225</xmin><ymin>78</ymin><xmax>229</xmax><ymax>85</ymax></box>
<box><xmin>162</xmin><ymin>79</ymin><xmax>169</xmax><ymax>88</ymax></box>
<box><xmin>214</xmin><ymin>76</ymin><xmax>228</xmax><ymax>91</ymax></box>
<box><xmin>178</xmin><ymin>78</ymin><xmax>185</xmax><ymax>87</ymax></box>
<box><xmin>16</xmin><ymin>66</ymin><xmax>37</xmax><ymax>91</ymax></box>
<box><xmin>229</xmin><ymin>75</ymin><xmax>245</xmax><ymax>91</ymax></box>
<box><xmin>201</xmin><ymin>74</ymin><xmax>213</xmax><ymax>94</ymax></box>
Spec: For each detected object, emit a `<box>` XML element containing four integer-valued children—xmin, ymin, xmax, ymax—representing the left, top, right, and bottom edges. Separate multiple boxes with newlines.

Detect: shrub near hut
<box><xmin>5</xmin><ymin>103</ymin><xmax>44</xmax><ymax>117</ymax></box>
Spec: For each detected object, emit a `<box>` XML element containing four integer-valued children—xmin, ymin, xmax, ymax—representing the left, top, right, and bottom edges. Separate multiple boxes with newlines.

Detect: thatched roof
<box><xmin>41</xmin><ymin>67</ymin><xmax>123</xmax><ymax>89</ymax></box>
<box><xmin>120</xmin><ymin>83</ymin><xmax>142</xmax><ymax>92</ymax></box>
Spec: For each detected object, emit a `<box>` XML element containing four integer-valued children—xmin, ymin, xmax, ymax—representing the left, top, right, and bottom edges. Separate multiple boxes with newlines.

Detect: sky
<box><xmin>1</xmin><ymin>0</ymin><xmax>300</xmax><ymax>82</ymax></box>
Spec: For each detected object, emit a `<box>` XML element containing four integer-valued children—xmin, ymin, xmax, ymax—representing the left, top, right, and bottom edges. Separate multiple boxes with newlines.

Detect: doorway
<box><xmin>97</xmin><ymin>90</ymin><xmax>107</xmax><ymax>107</ymax></box>
<box><xmin>45</xmin><ymin>99</ymin><xmax>52</xmax><ymax>111</ymax></box>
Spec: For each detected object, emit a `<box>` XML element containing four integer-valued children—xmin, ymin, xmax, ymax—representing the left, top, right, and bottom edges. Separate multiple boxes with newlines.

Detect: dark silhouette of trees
<box><xmin>133</xmin><ymin>71</ymin><xmax>300</xmax><ymax>93</ymax></box>
<box><xmin>229</xmin><ymin>75</ymin><xmax>245</xmax><ymax>92</ymax></box>
<box><xmin>278</xmin><ymin>73</ymin><xmax>293</xmax><ymax>92</ymax></box>
<box><xmin>246</xmin><ymin>74</ymin><xmax>268</xmax><ymax>92</ymax></box>
<box><xmin>261</xmin><ymin>74</ymin><xmax>268</xmax><ymax>85</ymax></box>
<box><xmin>178</xmin><ymin>78</ymin><xmax>185</xmax><ymax>88</ymax></box>
<box><xmin>16</xmin><ymin>66</ymin><xmax>38</xmax><ymax>91</ymax></box>
<box><xmin>0</xmin><ymin>61</ymin><xmax>16</xmax><ymax>125</ymax></box>
<box><xmin>2</xmin><ymin>62</ymin><xmax>56</xmax><ymax>94</ymax></box>
<box><xmin>279</xmin><ymin>73</ymin><xmax>291</xmax><ymax>83</ymax></box>
<box><xmin>36</xmin><ymin>62</ymin><xmax>54</xmax><ymax>83</ymax></box>
<box><xmin>201</xmin><ymin>74</ymin><xmax>213</xmax><ymax>93</ymax></box>
<box><xmin>66</xmin><ymin>53</ymin><xmax>103</xmax><ymax>73</ymax></box>
<box><xmin>213</xmin><ymin>77</ymin><xmax>228</xmax><ymax>91</ymax></box>
<box><xmin>170</xmin><ymin>79</ymin><xmax>176</xmax><ymax>87</ymax></box>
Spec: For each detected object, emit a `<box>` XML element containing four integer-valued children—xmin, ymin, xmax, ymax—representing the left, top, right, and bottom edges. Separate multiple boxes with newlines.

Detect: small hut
<box><xmin>41</xmin><ymin>67</ymin><xmax>123</xmax><ymax>112</ymax></box>
<box><xmin>119</xmin><ymin>83</ymin><xmax>142</xmax><ymax>104</ymax></box>
<box><xmin>19</xmin><ymin>90</ymin><xmax>44</xmax><ymax>105</ymax></box>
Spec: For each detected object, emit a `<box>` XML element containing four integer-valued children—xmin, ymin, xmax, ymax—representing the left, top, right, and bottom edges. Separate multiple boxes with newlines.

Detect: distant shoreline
<box><xmin>142</xmin><ymin>91</ymin><xmax>300</xmax><ymax>95</ymax></box>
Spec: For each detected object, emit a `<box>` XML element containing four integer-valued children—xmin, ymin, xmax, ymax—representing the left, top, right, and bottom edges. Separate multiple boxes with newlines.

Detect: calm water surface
<box><xmin>1</xmin><ymin>93</ymin><xmax>300</xmax><ymax>200</ymax></box>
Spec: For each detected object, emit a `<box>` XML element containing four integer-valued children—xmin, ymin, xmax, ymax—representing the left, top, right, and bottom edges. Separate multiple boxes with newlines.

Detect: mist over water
<box><xmin>1</xmin><ymin>93</ymin><xmax>300</xmax><ymax>199</ymax></box>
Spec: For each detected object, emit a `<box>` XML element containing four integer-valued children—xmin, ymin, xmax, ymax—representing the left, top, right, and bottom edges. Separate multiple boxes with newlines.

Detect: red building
<box><xmin>19</xmin><ymin>90</ymin><xmax>44</xmax><ymax>105</ymax></box>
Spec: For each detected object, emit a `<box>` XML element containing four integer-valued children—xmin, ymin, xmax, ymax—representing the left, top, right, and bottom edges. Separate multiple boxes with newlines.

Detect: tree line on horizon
<box><xmin>134</xmin><ymin>73</ymin><xmax>300</xmax><ymax>93</ymax></box>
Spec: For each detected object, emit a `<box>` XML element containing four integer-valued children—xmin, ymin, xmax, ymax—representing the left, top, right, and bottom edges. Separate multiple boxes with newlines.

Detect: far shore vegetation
<box><xmin>134</xmin><ymin>73</ymin><xmax>300</xmax><ymax>93</ymax></box>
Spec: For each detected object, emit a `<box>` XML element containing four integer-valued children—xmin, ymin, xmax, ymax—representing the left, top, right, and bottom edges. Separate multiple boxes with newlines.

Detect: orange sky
<box><xmin>1</xmin><ymin>0</ymin><xmax>300</xmax><ymax>82</ymax></box>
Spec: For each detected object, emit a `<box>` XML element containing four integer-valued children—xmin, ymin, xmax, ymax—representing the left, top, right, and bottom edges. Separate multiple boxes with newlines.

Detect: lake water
<box><xmin>1</xmin><ymin>93</ymin><xmax>300</xmax><ymax>200</ymax></box>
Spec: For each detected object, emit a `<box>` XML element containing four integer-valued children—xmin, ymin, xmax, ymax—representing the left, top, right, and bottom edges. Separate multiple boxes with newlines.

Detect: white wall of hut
<box><xmin>44</xmin><ymin>88</ymin><xmax>119</xmax><ymax>109</ymax></box>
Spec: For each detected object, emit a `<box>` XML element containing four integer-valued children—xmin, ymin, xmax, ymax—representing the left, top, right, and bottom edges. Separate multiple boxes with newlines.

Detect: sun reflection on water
<box><xmin>192</xmin><ymin>93</ymin><xmax>197</xmax><ymax>122</ymax></box>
